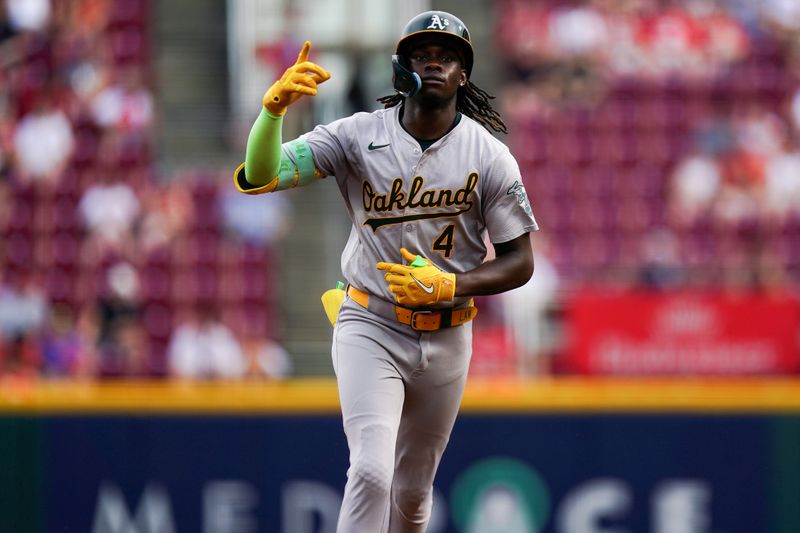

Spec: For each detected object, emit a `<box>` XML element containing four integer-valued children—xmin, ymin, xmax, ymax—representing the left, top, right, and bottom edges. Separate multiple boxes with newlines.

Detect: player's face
<box><xmin>406</xmin><ymin>42</ymin><xmax>467</xmax><ymax>100</ymax></box>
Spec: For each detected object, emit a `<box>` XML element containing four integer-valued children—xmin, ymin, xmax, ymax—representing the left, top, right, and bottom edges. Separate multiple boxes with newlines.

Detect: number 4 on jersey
<box><xmin>432</xmin><ymin>224</ymin><xmax>455</xmax><ymax>258</ymax></box>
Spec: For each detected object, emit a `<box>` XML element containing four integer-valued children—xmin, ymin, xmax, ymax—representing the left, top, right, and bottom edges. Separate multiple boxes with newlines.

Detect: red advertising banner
<box><xmin>567</xmin><ymin>291</ymin><xmax>800</xmax><ymax>375</ymax></box>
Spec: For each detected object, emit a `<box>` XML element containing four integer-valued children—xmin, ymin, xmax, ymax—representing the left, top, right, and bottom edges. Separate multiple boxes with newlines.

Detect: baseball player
<box><xmin>234</xmin><ymin>10</ymin><xmax>538</xmax><ymax>532</ymax></box>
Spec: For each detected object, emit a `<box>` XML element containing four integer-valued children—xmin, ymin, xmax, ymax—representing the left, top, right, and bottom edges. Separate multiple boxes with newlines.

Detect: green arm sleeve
<box><xmin>244</xmin><ymin>108</ymin><xmax>283</xmax><ymax>186</ymax></box>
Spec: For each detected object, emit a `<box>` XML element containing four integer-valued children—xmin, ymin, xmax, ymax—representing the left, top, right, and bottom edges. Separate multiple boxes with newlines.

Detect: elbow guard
<box><xmin>234</xmin><ymin>138</ymin><xmax>321</xmax><ymax>195</ymax></box>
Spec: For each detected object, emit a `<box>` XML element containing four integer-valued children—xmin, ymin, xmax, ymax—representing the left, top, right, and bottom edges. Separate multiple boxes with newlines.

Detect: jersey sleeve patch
<box><xmin>507</xmin><ymin>180</ymin><xmax>533</xmax><ymax>217</ymax></box>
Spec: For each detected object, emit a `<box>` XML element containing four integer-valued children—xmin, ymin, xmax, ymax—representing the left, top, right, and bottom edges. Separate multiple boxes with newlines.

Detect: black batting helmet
<box><xmin>392</xmin><ymin>11</ymin><xmax>473</xmax><ymax>97</ymax></box>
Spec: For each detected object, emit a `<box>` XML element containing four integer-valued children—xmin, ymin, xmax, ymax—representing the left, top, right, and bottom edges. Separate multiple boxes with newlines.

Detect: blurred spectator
<box><xmin>759</xmin><ymin>0</ymin><xmax>800</xmax><ymax>31</ymax></box>
<box><xmin>51</xmin><ymin>22</ymin><xmax>112</xmax><ymax>113</ymax></box>
<box><xmin>0</xmin><ymin>269</ymin><xmax>48</xmax><ymax>376</ymax></box>
<box><xmin>138</xmin><ymin>180</ymin><xmax>193</xmax><ymax>253</ymax></box>
<box><xmin>219</xmin><ymin>181</ymin><xmax>290</xmax><ymax>247</ymax></box>
<box><xmin>78</xmin><ymin>144</ymin><xmax>141</xmax><ymax>256</ymax></box>
<box><xmin>667</xmin><ymin>150</ymin><xmax>722</xmax><ymax>227</ymax></box>
<box><xmin>632</xmin><ymin>0</ymin><xmax>707</xmax><ymax>78</ymax></box>
<box><xmin>0</xmin><ymin>0</ymin><xmax>15</xmax><ymax>43</ymax></box>
<box><xmin>5</xmin><ymin>0</ymin><xmax>50</xmax><ymax>33</ymax></box>
<box><xmin>668</xmin><ymin>105</ymin><xmax>787</xmax><ymax>230</ymax></box>
<box><xmin>791</xmin><ymin>87</ymin><xmax>800</xmax><ymax>139</ymax></box>
<box><xmin>754</xmin><ymin>247</ymin><xmax>795</xmax><ymax>295</ymax></box>
<box><xmin>167</xmin><ymin>303</ymin><xmax>247</xmax><ymax>380</ymax></box>
<box><xmin>95</xmin><ymin>260</ymin><xmax>145</xmax><ymax>376</ymax></box>
<box><xmin>715</xmin><ymin>147</ymin><xmax>766</xmax><ymax>226</ymax></box>
<box><xmin>40</xmin><ymin>302</ymin><xmax>95</xmax><ymax>377</ymax></box>
<box><xmin>0</xmin><ymin>0</ymin><xmax>26</xmax><ymax>68</ymax></box>
<box><xmin>637</xmin><ymin>227</ymin><xmax>686</xmax><ymax>289</ymax></box>
<box><xmin>667</xmin><ymin>100</ymin><xmax>798</xmax><ymax>291</ymax></box>
<box><xmin>497</xmin><ymin>0</ymin><xmax>609</xmax><ymax>109</ymax></box>
<box><xmin>498</xmin><ymin>236</ymin><xmax>560</xmax><ymax>375</ymax></box>
<box><xmin>732</xmin><ymin>105</ymin><xmax>786</xmax><ymax>159</ymax></box>
<box><xmin>0</xmin><ymin>269</ymin><xmax>48</xmax><ymax>344</ymax></box>
<box><xmin>758</xmin><ymin>0</ymin><xmax>800</xmax><ymax>61</ymax></box>
<box><xmin>0</xmin><ymin>333</ymin><xmax>40</xmax><ymax>377</ymax></box>
<box><xmin>499</xmin><ymin>78</ymin><xmax>560</xmax><ymax>122</ymax></box>
<box><xmin>499</xmin><ymin>0</ymin><xmax>749</xmax><ymax>86</ymax></box>
<box><xmin>637</xmin><ymin>0</ymin><xmax>748</xmax><ymax>79</ymax></box>
<box><xmin>65</xmin><ymin>45</ymin><xmax>110</xmax><ymax>109</ymax></box>
<box><xmin>99</xmin><ymin>315</ymin><xmax>149</xmax><ymax>377</ymax></box>
<box><xmin>57</xmin><ymin>0</ymin><xmax>110</xmax><ymax>38</ymax></box>
<box><xmin>699</xmin><ymin>0</ymin><xmax>750</xmax><ymax>66</ymax></box>
<box><xmin>495</xmin><ymin>0</ymin><xmax>551</xmax><ymax>79</ymax></box>
<box><xmin>548</xmin><ymin>1</ymin><xmax>609</xmax><ymax>61</ymax></box>
<box><xmin>89</xmin><ymin>64</ymin><xmax>153</xmax><ymax>133</ymax></box>
<box><xmin>694</xmin><ymin>99</ymin><xmax>736</xmax><ymax>156</ymax></box>
<box><xmin>241</xmin><ymin>333</ymin><xmax>293</xmax><ymax>380</ymax></box>
<box><xmin>602</xmin><ymin>0</ymin><xmax>647</xmax><ymax>77</ymax></box>
<box><xmin>548</xmin><ymin>0</ymin><xmax>610</xmax><ymax>105</ymax></box>
<box><xmin>11</xmin><ymin>88</ymin><xmax>75</xmax><ymax>184</ymax></box>
<box><xmin>763</xmin><ymin>137</ymin><xmax>800</xmax><ymax>222</ymax></box>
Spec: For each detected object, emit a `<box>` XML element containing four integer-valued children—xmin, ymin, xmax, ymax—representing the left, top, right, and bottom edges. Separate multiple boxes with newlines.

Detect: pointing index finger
<box><xmin>296</xmin><ymin>41</ymin><xmax>311</xmax><ymax>64</ymax></box>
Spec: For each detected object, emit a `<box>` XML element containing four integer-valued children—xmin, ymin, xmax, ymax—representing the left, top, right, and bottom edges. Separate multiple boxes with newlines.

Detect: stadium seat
<box><xmin>108</xmin><ymin>0</ymin><xmax>148</xmax><ymax>28</ymax></box>
<box><xmin>141</xmin><ymin>266</ymin><xmax>171</xmax><ymax>303</ymax></box>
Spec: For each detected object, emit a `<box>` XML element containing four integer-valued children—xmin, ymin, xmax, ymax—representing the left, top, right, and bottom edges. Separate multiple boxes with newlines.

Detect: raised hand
<box><xmin>263</xmin><ymin>41</ymin><xmax>331</xmax><ymax>116</ymax></box>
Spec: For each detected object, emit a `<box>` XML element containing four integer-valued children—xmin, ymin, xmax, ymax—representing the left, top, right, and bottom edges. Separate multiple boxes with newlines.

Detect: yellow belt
<box><xmin>347</xmin><ymin>286</ymin><xmax>478</xmax><ymax>332</ymax></box>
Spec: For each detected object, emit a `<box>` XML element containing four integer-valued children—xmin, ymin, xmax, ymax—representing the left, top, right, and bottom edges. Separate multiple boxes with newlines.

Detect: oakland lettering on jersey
<box><xmin>362</xmin><ymin>173</ymin><xmax>478</xmax><ymax>231</ymax></box>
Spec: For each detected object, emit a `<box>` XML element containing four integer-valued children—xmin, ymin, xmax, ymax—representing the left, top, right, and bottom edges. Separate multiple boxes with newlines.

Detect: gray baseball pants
<box><xmin>332</xmin><ymin>296</ymin><xmax>472</xmax><ymax>532</ymax></box>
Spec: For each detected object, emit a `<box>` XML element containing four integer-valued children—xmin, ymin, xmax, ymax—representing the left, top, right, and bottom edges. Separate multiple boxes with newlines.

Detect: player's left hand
<box><xmin>376</xmin><ymin>248</ymin><xmax>456</xmax><ymax>307</ymax></box>
<box><xmin>263</xmin><ymin>41</ymin><xmax>331</xmax><ymax>116</ymax></box>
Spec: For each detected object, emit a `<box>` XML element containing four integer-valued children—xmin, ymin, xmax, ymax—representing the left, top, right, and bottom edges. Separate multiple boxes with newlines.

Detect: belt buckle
<box><xmin>410</xmin><ymin>310</ymin><xmax>438</xmax><ymax>331</ymax></box>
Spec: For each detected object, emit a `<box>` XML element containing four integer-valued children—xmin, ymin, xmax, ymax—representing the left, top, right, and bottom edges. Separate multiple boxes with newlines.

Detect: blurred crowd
<box><xmin>482</xmin><ymin>0</ymin><xmax>800</xmax><ymax>372</ymax></box>
<box><xmin>0</xmin><ymin>0</ymin><xmax>291</xmax><ymax>381</ymax></box>
<box><xmin>495</xmin><ymin>0</ymin><xmax>790</xmax><ymax>112</ymax></box>
<box><xmin>4</xmin><ymin>0</ymin><xmax>800</xmax><ymax>380</ymax></box>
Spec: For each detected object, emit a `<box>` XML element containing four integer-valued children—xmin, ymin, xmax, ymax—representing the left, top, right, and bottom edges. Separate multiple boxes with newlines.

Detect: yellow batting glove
<box><xmin>376</xmin><ymin>248</ymin><xmax>456</xmax><ymax>307</ymax></box>
<box><xmin>263</xmin><ymin>41</ymin><xmax>331</xmax><ymax>116</ymax></box>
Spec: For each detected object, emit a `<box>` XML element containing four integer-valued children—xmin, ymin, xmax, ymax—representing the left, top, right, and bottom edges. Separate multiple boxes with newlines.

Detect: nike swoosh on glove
<box><xmin>376</xmin><ymin>248</ymin><xmax>456</xmax><ymax>307</ymax></box>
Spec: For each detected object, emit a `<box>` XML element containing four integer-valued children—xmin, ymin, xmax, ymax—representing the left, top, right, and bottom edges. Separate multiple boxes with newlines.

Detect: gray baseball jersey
<box><xmin>298</xmin><ymin>105</ymin><xmax>538</xmax><ymax>305</ymax></box>
<box><xmin>285</xmin><ymin>103</ymin><xmax>538</xmax><ymax>531</ymax></box>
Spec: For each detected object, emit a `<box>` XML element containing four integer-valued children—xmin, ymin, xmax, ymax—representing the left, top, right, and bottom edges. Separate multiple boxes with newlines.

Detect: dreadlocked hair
<box><xmin>377</xmin><ymin>80</ymin><xmax>508</xmax><ymax>134</ymax></box>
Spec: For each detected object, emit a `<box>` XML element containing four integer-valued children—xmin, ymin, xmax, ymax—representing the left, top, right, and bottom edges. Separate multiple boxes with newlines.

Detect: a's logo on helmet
<box><xmin>427</xmin><ymin>15</ymin><xmax>449</xmax><ymax>30</ymax></box>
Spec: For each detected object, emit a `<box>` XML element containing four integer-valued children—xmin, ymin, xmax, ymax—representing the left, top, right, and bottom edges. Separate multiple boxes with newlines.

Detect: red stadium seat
<box><xmin>108</xmin><ymin>27</ymin><xmax>146</xmax><ymax>64</ymax></box>
<box><xmin>141</xmin><ymin>266</ymin><xmax>171</xmax><ymax>303</ymax></box>
<box><xmin>142</xmin><ymin>302</ymin><xmax>174</xmax><ymax>340</ymax></box>
<box><xmin>107</xmin><ymin>0</ymin><xmax>148</xmax><ymax>28</ymax></box>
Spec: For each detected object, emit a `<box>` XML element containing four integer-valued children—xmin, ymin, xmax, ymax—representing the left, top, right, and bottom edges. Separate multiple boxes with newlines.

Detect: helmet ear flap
<box><xmin>391</xmin><ymin>54</ymin><xmax>422</xmax><ymax>97</ymax></box>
